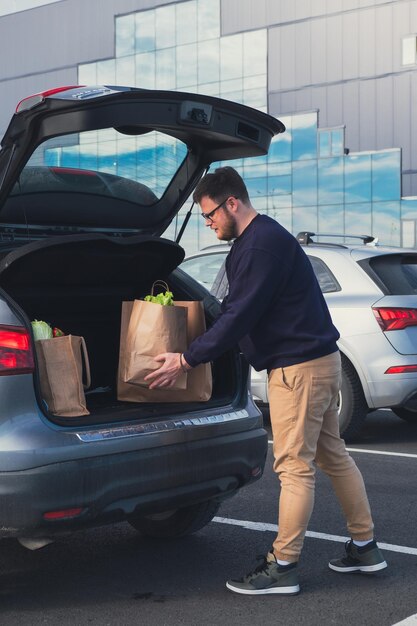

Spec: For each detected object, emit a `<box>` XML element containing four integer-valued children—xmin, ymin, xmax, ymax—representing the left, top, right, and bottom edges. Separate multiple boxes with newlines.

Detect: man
<box><xmin>144</xmin><ymin>166</ymin><xmax>387</xmax><ymax>596</ymax></box>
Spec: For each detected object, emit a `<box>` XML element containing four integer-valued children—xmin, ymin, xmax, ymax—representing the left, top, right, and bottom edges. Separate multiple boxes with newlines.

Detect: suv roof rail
<box><xmin>296</xmin><ymin>231</ymin><xmax>378</xmax><ymax>246</ymax></box>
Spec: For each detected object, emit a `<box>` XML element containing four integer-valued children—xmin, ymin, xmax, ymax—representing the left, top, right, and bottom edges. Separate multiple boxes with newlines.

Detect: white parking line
<box><xmin>392</xmin><ymin>616</ymin><xmax>417</xmax><ymax>626</ymax></box>
<box><xmin>267</xmin><ymin>440</ymin><xmax>417</xmax><ymax>459</ymax></box>
<box><xmin>213</xmin><ymin>516</ymin><xmax>417</xmax><ymax>556</ymax></box>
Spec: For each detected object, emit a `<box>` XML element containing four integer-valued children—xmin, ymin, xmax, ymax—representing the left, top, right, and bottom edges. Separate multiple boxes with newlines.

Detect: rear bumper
<box><xmin>0</xmin><ymin>427</ymin><xmax>267</xmax><ymax>538</ymax></box>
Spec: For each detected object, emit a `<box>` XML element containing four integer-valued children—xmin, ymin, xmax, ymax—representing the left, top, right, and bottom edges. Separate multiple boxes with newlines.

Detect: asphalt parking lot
<box><xmin>0</xmin><ymin>409</ymin><xmax>416</xmax><ymax>626</ymax></box>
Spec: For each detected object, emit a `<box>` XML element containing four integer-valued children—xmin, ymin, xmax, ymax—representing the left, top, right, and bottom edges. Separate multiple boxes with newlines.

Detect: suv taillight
<box><xmin>372</xmin><ymin>307</ymin><xmax>417</xmax><ymax>331</ymax></box>
<box><xmin>0</xmin><ymin>325</ymin><xmax>34</xmax><ymax>375</ymax></box>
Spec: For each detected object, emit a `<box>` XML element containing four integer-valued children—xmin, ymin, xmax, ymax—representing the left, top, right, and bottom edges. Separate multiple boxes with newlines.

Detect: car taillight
<box><xmin>385</xmin><ymin>365</ymin><xmax>417</xmax><ymax>374</ymax></box>
<box><xmin>0</xmin><ymin>325</ymin><xmax>34</xmax><ymax>375</ymax></box>
<box><xmin>372</xmin><ymin>307</ymin><xmax>417</xmax><ymax>331</ymax></box>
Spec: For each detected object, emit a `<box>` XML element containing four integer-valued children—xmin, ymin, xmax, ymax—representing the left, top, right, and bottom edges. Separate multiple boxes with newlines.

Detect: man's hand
<box><xmin>144</xmin><ymin>352</ymin><xmax>191</xmax><ymax>389</ymax></box>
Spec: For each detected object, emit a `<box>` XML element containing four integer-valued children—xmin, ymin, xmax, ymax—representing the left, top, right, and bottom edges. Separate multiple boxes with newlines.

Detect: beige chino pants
<box><xmin>268</xmin><ymin>351</ymin><xmax>374</xmax><ymax>562</ymax></box>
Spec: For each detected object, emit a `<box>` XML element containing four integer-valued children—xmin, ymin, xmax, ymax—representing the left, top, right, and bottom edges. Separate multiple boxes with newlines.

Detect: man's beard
<box><xmin>218</xmin><ymin>209</ymin><xmax>238</xmax><ymax>241</ymax></box>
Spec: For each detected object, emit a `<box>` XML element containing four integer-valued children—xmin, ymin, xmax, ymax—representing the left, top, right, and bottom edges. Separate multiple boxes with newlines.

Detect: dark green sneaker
<box><xmin>329</xmin><ymin>540</ymin><xmax>387</xmax><ymax>573</ymax></box>
<box><xmin>226</xmin><ymin>552</ymin><xmax>300</xmax><ymax>595</ymax></box>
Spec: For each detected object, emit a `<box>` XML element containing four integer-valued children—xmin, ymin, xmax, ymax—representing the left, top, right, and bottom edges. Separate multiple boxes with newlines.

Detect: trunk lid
<box><xmin>0</xmin><ymin>86</ymin><xmax>284</xmax><ymax>237</ymax></box>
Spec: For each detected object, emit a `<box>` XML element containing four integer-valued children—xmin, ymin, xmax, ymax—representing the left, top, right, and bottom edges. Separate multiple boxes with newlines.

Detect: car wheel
<box><xmin>128</xmin><ymin>500</ymin><xmax>220</xmax><ymax>538</ymax></box>
<box><xmin>391</xmin><ymin>407</ymin><xmax>417</xmax><ymax>423</ymax></box>
<box><xmin>338</xmin><ymin>356</ymin><xmax>368</xmax><ymax>441</ymax></box>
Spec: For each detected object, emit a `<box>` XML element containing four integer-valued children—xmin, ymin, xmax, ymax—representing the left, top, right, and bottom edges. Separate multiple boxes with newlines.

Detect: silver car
<box><xmin>181</xmin><ymin>232</ymin><xmax>417</xmax><ymax>441</ymax></box>
<box><xmin>0</xmin><ymin>85</ymin><xmax>285</xmax><ymax>545</ymax></box>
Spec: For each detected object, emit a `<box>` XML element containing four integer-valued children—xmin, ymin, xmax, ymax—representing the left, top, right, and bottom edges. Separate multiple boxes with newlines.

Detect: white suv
<box><xmin>181</xmin><ymin>232</ymin><xmax>417</xmax><ymax>441</ymax></box>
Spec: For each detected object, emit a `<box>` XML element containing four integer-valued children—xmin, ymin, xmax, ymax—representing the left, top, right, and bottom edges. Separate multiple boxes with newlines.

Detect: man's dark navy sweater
<box><xmin>183</xmin><ymin>214</ymin><xmax>340</xmax><ymax>371</ymax></box>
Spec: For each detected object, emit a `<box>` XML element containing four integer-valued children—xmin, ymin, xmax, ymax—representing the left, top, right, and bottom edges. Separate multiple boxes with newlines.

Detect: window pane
<box><xmin>401</xmin><ymin>197</ymin><xmax>417</xmax><ymax>220</ymax></box>
<box><xmin>78</xmin><ymin>62</ymin><xmax>97</xmax><ymax>85</ymax></box>
<box><xmin>372</xmin><ymin>151</ymin><xmax>401</xmax><ymax>201</ymax></box>
<box><xmin>345</xmin><ymin>202</ymin><xmax>372</xmax><ymax>235</ymax></box>
<box><xmin>197</xmin><ymin>0</ymin><xmax>220</xmax><ymax>41</ymax></box>
<box><xmin>292</xmin><ymin>112</ymin><xmax>318</xmax><ymax>160</ymax></box>
<box><xmin>268</xmin><ymin>123</ymin><xmax>292</xmax><ymax>163</ymax></box>
<box><xmin>221</xmin><ymin>35</ymin><xmax>243</xmax><ymax>81</ymax></box>
<box><xmin>155</xmin><ymin>49</ymin><xmax>176</xmax><ymax>89</ymax></box>
<box><xmin>135</xmin><ymin>52</ymin><xmax>155</xmax><ymax>89</ymax></box>
<box><xmin>135</xmin><ymin>9</ymin><xmax>156</xmax><ymax>53</ymax></box>
<box><xmin>331</xmin><ymin>128</ymin><xmax>344</xmax><ymax>156</ymax></box>
<box><xmin>318</xmin><ymin>131</ymin><xmax>330</xmax><ymax>158</ymax></box>
<box><xmin>116</xmin><ymin>14</ymin><xmax>135</xmax><ymax>57</ymax></box>
<box><xmin>372</xmin><ymin>201</ymin><xmax>401</xmax><ymax>246</ymax></box>
<box><xmin>97</xmin><ymin>59</ymin><xmax>115</xmax><ymax>85</ymax></box>
<box><xmin>268</xmin><ymin>175</ymin><xmax>292</xmax><ymax>195</ymax></box>
<box><xmin>198</xmin><ymin>40</ymin><xmax>220</xmax><ymax>83</ymax></box>
<box><xmin>243</xmin><ymin>30</ymin><xmax>267</xmax><ymax>77</ymax></box>
<box><xmin>293</xmin><ymin>161</ymin><xmax>317</xmax><ymax>206</ymax></box>
<box><xmin>345</xmin><ymin>155</ymin><xmax>372</xmax><ymax>203</ymax></box>
<box><xmin>318</xmin><ymin>157</ymin><xmax>344</xmax><ymax>205</ymax></box>
<box><xmin>116</xmin><ymin>56</ymin><xmax>135</xmax><ymax>86</ymax></box>
<box><xmin>155</xmin><ymin>5</ymin><xmax>175</xmax><ymax>49</ymax></box>
<box><xmin>402</xmin><ymin>36</ymin><xmax>417</xmax><ymax>65</ymax></box>
<box><xmin>318</xmin><ymin>203</ymin><xmax>344</xmax><ymax>234</ymax></box>
<box><xmin>176</xmin><ymin>0</ymin><xmax>197</xmax><ymax>45</ymax></box>
<box><xmin>293</xmin><ymin>205</ymin><xmax>317</xmax><ymax>234</ymax></box>
<box><xmin>176</xmin><ymin>44</ymin><xmax>197</xmax><ymax>87</ymax></box>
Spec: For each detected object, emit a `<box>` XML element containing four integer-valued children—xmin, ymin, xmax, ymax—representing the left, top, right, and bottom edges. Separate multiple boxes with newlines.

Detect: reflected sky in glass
<box><xmin>292</xmin><ymin>112</ymin><xmax>317</xmax><ymax>160</ymax></box>
<box><xmin>293</xmin><ymin>206</ymin><xmax>318</xmax><ymax>235</ymax></box>
<box><xmin>135</xmin><ymin>10</ymin><xmax>156</xmax><ymax>53</ymax></box>
<box><xmin>371</xmin><ymin>151</ymin><xmax>401</xmax><ymax>201</ymax></box>
<box><xmin>344</xmin><ymin>155</ymin><xmax>372</xmax><ymax>203</ymax></box>
<box><xmin>344</xmin><ymin>203</ymin><xmax>372</xmax><ymax>235</ymax></box>
<box><xmin>293</xmin><ymin>161</ymin><xmax>317</xmax><ymax>206</ymax></box>
<box><xmin>116</xmin><ymin>14</ymin><xmax>135</xmax><ymax>58</ymax></box>
<box><xmin>318</xmin><ymin>204</ymin><xmax>344</xmax><ymax>233</ymax></box>
<box><xmin>318</xmin><ymin>157</ymin><xmax>344</xmax><ymax>205</ymax></box>
<box><xmin>372</xmin><ymin>201</ymin><xmax>401</xmax><ymax>246</ymax></box>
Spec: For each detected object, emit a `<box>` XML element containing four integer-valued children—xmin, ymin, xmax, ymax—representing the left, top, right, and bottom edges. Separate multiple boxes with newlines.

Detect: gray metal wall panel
<box><xmin>295</xmin><ymin>21</ymin><xmax>311</xmax><ymax>86</ymax></box>
<box><xmin>342</xmin><ymin>81</ymin><xmax>360</xmax><ymax>153</ymax></box>
<box><xmin>359</xmin><ymin>79</ymin><xmax>376</xmax><ymax>151</ymax></box>
<box><xmin>359</xmin><ymin>8</ymin><xmax>376</xmax><ymax>77</ymax></box>
<box><xmin>313</xmin><ymin>87</ymin><xmax>328</xmax><ymax>127</ymax></box>
<box><xmin>393</xmin><ymin>74</ymin><xmax>411</xmax><ymax>170</ymax></box>
<box><xmin>376</xmin><ymin>4</ymin><xmax>393</xmax><ymax>75</ymax></box>
<box><xmin>279</xmin><ymin>25</ymin><xmax>297</xmax><ymax>91</ymax></box>
<box><xmin>295</xmin><ymin>86</ymin><xmax>313</xmax><ymax>112</ymax></box>
<box><xmin>375</xmin><ymin>75</ymin><xmax>393</xmax><ymax>149</ymax></box>
<box><xmin>311</xmin><ymin>18</ymin><xmax>327</xmax><ymax>84</ymax></box>
<box><xmin>327</xmin><ymin>15</ymin><xmax>343</xmax><ymax>82</ymax></box>
<box><xmin>326</xmin><ymin>84</ymin><xmax>343</xmax><ymax>127</ymax></box>
<box><xmin>342</xmin><ymin>12</ymin><xmax>359</xmax><ymax>80</ymax></box>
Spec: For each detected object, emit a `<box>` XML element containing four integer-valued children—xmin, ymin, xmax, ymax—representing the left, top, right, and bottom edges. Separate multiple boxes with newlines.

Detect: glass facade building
<box><xmin>73</xmin><ymin>0</ymin><xmax>417</xmax><ymax>255</ymax></box>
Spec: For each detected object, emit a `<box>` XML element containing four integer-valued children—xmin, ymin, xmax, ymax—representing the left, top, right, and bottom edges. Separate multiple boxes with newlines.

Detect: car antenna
<box><xmin>176</xmin><ymin>165</ymin><xmax>210</xmax><ymax>245</ymax></box>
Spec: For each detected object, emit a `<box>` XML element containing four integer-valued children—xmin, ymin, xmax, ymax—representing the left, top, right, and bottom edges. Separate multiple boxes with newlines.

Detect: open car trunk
<box><xmin>0</xmin><ymin>234</ymin><xmax>238</xmax><ymax>424</ymax></box>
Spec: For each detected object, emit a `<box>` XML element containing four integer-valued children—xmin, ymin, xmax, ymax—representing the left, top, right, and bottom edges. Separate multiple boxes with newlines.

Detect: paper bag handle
<box><xmin>150</xmin><ymin>280</ymin><xmax>170</xmax><ymax>295</ymax></box>
<box><xmin>80</xmin><ymin>336</ymin><xmax>91</xmax><ymax>389</ymax></box>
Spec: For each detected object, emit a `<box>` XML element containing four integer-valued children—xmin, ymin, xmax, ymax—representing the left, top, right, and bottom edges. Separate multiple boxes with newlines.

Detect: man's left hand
<box><xmin>144</xmin><ymin>352</ymin><xmax>184</xmax><ymax>389</ymax></box>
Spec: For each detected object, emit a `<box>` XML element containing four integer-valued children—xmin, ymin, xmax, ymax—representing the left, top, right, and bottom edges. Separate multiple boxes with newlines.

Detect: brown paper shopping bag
<box><xmin>117</xmin><ymin>300</ymin><xmax>212</xmax><ymax>403</ymax></box>
<box><xmin>122</xmin><ymin>296</ymin><xmax>188</xmax><ymax>389</ymax></box>
<box><xmin>35</xmin><ymin>335</ymin><xmax>91</xmax><ymax>417</ymax></box>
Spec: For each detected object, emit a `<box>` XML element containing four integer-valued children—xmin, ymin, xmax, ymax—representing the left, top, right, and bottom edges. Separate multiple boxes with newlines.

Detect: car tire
<box><xmin>128</xmin><ymin>500</ymin><xmax>220</xmax><ymax>538</ymax></box>
<box><xmin>391</xmin><ymin>407</ymin><xmax>417</xmax><ymax>423</ymax></box>
<box><xmin>338</xmin><ymin>355</ymin><xmax>368</xmax><ymax>441</ymax></box>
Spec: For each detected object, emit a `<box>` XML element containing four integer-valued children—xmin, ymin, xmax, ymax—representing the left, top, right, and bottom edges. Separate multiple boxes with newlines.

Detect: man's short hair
<box><xmin>193</xmin><ymin>166</ymin><xmax>250</xmax><ymax>205</ymax></box>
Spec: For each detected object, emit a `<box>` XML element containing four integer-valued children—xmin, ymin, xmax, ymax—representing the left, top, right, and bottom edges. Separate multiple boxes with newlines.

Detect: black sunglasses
<box><xmin>201</xmin><ymin>197</ymin><xmax>238</xmax><ymax>222</ymax></box>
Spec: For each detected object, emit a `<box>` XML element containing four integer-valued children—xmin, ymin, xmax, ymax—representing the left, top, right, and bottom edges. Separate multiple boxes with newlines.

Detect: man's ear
<box><xmin>228</xmin><ymin>196</ymin><xmax>240</xmax><ymax>213</ymax></box>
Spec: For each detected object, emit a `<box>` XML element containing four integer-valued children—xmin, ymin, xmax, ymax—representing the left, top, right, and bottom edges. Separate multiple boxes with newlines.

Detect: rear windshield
<box><xmin>11</xmin><ymin>129</ymin><xmax>187</xmax><ymax>205</ymax></box>
<box><xmin>362</xmin><ymin>254</ymin><xmax>417</xmax><ymax>295</ymax></box>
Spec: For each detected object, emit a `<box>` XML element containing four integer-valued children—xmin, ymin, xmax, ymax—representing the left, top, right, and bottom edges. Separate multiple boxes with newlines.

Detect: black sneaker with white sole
<box><xmin>329</xmin><ymin>540</ymin><xmax>387</xmax><ymax>573</ymax></box>
<box><xmin>226</xmin><ymin>551</ymin><xmax>300</xmax><ymax>595</ymax></box>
